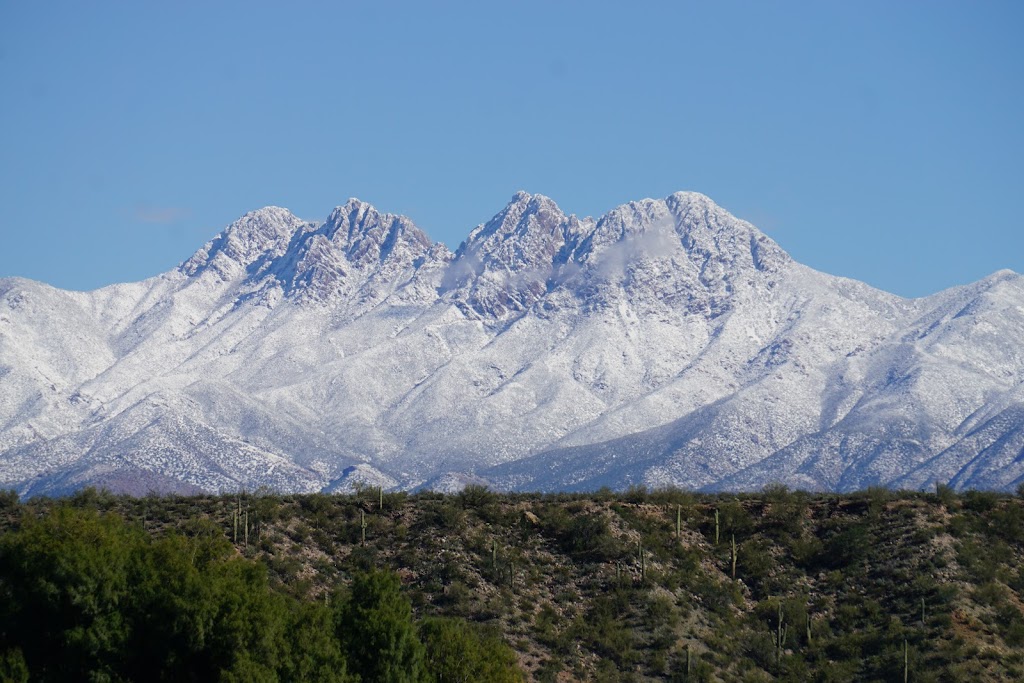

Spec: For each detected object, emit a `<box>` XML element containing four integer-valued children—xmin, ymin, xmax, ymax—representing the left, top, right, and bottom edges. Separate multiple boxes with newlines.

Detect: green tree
<box><xmin>123</xmin><ymin>521</ymin><xmax>290</xmax><ymax>682</ymax></box>
<box><xmin>0</xmin><ymin>506</ymin><xmax>137</xmax><ymax>681</ymax></box>
<box><xmin>335</xmin><ymin>570</ymin><xmax>427</xmax><ymax>683</ymax></box>
<box><xmin>420</xmin><ymin>617</ymin><xmax>523</xmax><ymax>683</ymax></box>
<box><xmin>121</xmin><ymin>531</ymin><xmax>222</xmax><ymax>682</ymax></box>
<box><xmin>0</xmin><ymin>648</ymin><xmax>29</xmax><ymax>683</ymax></box>
<box><xmin>279</xmin><ymin>601</ymin><xmax>349</xmax><ymax>683</ymax></box>
<box><xmin>0</xmin><ymin>506</ymin><xmax>337</xmax><ymax>683</ymax></box>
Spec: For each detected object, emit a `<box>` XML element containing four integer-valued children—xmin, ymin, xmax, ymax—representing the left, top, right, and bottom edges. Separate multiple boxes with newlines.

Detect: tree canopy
<box><xmin>0</xmin><ymin>505</ymin><xmax>521</xmax><ymax>683</ymax></box>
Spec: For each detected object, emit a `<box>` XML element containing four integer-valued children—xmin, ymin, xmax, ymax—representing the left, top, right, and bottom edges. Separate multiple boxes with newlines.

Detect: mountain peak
<box><xmin>336</xmin><ymin>197</ymin><xmax>377</xmax><ymax>214</ymax></box>
<box><xmin>667</xmin><ymin>190</ymin><xmax>715</xmax><ymax>205</ymax></box>
<box><xmin>322</xmin><ymin>200</ymin><xmax>430</xmax><ymax>256</ymax></box>
<box><xmin>179</xmin><ymin>206</ymin><xmax>308</xmax><ymax>280</ymax></box>
<box><xmin>245</xmin><ymin>205</ymin><xmax>297</xmax><ymax>220</ymax></box>
<box><xmin>469</xmin><ymin>192</ymin><xmax>567</xmax><ymax>242</ymax></box>
<box><xmin>508</xmin><ymin>190</ymin><xmax>558</xmax><ymax>208</ymax></box>
<box><xmin>274</xmin><ymin>198</ymin><xmax>447</xmax><ymax>303</ymax></box>
<box><xmin>325</xmin><ymin>198</ymin><xmax>381</xmax><ymax>226</ymax></box>
<box><xmin>458</xmin><ymin>191</ymin><xmax>570</xmax><ymax>264</ymax></box>
<box><xmin>990</xmin><ymin>268</ymin><xmax>1020</xmax><ymax>280</ymax></box>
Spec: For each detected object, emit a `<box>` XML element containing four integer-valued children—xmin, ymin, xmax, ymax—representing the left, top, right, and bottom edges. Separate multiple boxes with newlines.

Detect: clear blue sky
<box><xmin>1</xmin><ymin>1</ymin><xmax>1021</xmax><ymax>297</ymax></box>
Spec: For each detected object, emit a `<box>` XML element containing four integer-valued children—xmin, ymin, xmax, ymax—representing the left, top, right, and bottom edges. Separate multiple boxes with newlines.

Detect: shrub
<box><xmin>0</xmin><ymin>489</ymin><xmax>19</xmax><ymax>510</ymax></box>
<box><xmin>457</xmin><ymin>484</ymin><xmax>497</xmax><ymax>509</ymax></box>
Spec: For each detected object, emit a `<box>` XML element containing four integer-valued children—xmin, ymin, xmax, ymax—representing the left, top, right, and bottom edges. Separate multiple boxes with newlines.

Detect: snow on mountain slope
<box><xmin>1</xmin><ymin>191</ymin><xmax>1021</xmax><ymax>495</ymax></box>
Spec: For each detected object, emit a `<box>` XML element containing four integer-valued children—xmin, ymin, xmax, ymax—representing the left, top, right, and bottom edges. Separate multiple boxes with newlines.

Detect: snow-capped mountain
<box><xmin>1</xmin><ymin>192</ymin><xmax>1022</xmax><ymax>496</ymax></box>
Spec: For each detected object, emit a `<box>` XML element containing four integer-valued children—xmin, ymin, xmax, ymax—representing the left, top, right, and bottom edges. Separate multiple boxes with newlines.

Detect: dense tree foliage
<box><xmin>335</xmin><ymin>570</ymin><xmax>425</xmax><ymax>683</ymax></box>
<box><xmin>0</xmin><ymin>504</ymin><xmax>521</xmax><ymax>682</ymax></box>
<box><xmin>419</xmin><ymin>617</ymin><xmax>523</xmax><ymax>683</ymax></box>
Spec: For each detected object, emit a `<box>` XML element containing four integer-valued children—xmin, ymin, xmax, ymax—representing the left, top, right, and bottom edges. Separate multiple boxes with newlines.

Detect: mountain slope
<box><xmin>1</xmin><ymin>192</ymin><xmax>1021</xmax><ymax>495</ymax></box>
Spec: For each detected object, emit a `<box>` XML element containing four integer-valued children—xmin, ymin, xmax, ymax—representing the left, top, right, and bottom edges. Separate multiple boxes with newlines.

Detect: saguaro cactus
<box><xmin>775</xmin><ymin>601</ymin><xmax>787</xmax><ymax>669</ymax></box>
<box><xmin>731</xmin><ymin>534</ymin><xmax>737</xmax><ymax>579</ymax></box>
<box><xmin>714</xmin><ymin>508</ymin><xmax>720</xmax><ymax>545</ymax></box>
<box><xmin>360</xmin><ymin>510</ymin><xmax>367</xmax><ymax>546</ymax></box>
<box><xmin>676</xmin><ymin>504</ymin><xmax>682</xmax><ymax>540</ymax></box>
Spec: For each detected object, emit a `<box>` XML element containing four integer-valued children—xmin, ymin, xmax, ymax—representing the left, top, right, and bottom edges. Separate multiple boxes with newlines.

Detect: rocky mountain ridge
<box><xmin>1</xmin><ymin>191</ymin><xmax>1022</xmax><ymax>496</ymax></box>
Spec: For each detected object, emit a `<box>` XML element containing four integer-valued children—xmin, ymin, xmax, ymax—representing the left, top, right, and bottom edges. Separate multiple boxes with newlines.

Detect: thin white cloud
<box><xmin>131</xmin><ymin>205</ymin><xmax>191</xmax><ymax>225</ymax></box>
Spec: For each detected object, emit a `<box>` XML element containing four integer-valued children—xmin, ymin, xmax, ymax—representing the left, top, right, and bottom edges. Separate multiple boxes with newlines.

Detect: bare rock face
<box><xmin>1</xmin><ymin>191</ymin><xmax>1022</xmax><ymax>496</ymax></box>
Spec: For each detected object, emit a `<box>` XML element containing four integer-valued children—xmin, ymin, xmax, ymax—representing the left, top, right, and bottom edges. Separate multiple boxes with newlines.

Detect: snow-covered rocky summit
<box><xmin>179</xmin><ymin>200</ymin><xmax>452</xmax><ymax>309</ymax></box>
<box><xmin>1</xmin><ymin>191</ymin><xmax>1022</xmax><ymax>496</ymax></box>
